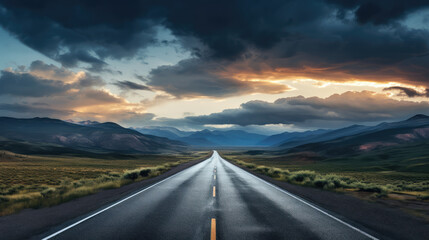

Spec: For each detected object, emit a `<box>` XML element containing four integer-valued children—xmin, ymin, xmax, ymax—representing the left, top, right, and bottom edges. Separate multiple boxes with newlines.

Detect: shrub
<box><xmin>123</xmin><ymin>171</ymin><xmax>139</xmax><ymax>180</ymax></box>
<box><xmin>289</xmin><ymin>171</ymin><xmax>316</xmax><ymax>183</ymax></box>
<box><xmin>314</xmin><ymin>178</ymin><xmax>328</xmax><ymax>188</ymax></box>
<box><xmin>139</xmin><ymin>169</ymin><xmax>151</xmax><ymax>177</ymax></box>
<box><xmin>255</xmin><ymin>166</ymin><xmax>271</xmax><ymax>175</ymax></box>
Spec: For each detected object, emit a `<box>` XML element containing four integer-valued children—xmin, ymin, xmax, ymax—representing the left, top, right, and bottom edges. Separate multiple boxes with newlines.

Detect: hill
<box><xmin>259</xmin><ymin>129</ymin><xmax>329</xmax><ymax>146</ymax></box>
<box><xmin>286</xmin><ymin>114</ymin><xmax>429</xmax><ymax>156</ymax></box>
<box><xmin>0</xmin><ymin>117</ymin><xmax>185</xmax><ymax>154</ymax></box>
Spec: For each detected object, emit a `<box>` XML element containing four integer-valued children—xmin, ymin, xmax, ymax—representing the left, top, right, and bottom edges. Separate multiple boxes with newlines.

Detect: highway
<box><xmin>39</xmin><ymin>151</ymin><xmax>377</xmax><ymax>240</ymax></box>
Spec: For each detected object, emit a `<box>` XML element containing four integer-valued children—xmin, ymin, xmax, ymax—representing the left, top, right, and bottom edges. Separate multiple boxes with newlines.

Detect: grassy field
<box><xmin>0</xmin><ymin>150</ymin><xmax>210</xmax><ymax>216</ymax></box>
<box><xmin>220</xmin><ymin>143</ymin><xmax>429</xmax><ymax>201</ymax></box>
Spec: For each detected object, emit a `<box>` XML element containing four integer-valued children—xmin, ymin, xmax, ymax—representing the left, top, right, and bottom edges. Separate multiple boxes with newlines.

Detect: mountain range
<box><xmin>134</xmin><ymin>127</ymin><xmax>268</xmax><ymax>147</ymax></box>
<box><xmin>1</xmin><ymin>114</ymin><xmax>428</xmax><ymax>155</ymax></box>
<box><xmin>284</xmin><ymin>114</ymin><xmax>429</xmax><ymax>156</ymax></box>
<box><xmin>0</xmin><ymin>117</ymin><xmax>185</xmax><ymax>154</ymax></box>
<box><xmin>136</xmin><ymin>114</ymin><xmax>429</xmax><ymax>152</ymax></box>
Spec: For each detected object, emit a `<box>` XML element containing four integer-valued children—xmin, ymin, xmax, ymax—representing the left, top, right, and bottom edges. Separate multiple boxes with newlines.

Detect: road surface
<box><xmin>39</xmin><ymin>151</ymin><xmax>377</xmax><ymax>240</ymax></box>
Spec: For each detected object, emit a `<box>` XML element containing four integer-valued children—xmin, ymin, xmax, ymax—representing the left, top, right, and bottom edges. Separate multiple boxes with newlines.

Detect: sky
<box><xmin>1</xmin><ymin>1</ymin><xmax>429</xmax><ymax>134</ymax></box>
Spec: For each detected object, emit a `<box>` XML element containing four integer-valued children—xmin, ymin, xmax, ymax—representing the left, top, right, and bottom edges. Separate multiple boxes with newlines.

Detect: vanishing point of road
<box><xmin>39</xmin><ymin>151</ymin><xmax>378</xmax><ymax>240</ymax></box>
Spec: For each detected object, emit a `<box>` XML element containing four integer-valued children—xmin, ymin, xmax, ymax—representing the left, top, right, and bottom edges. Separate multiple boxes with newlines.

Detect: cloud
<box><xmin>0</xmin><ymin>70</ymin><xmax>71</xmax><ymax>97</ymax></box>
<box><xmin>384</xmin><ymin>86</ymin><xmax>429</xmax><ymax>97</ymax></box>
<box><xmin>0</xmin><ymin>1</ymin><xmax>158</xmax><ymax>71</ymax></box>
<box><xmin>185</xmin><ymin>91</ymin><xmax>429</xmax><ymax>127</ymax></box>
<box><xmin>0</xmin><ymin>60</ymin><xmax>107</xmax><ymax>98</ymax></box>
<box><xmin>134</xmin><ymin>74</ymin><xmax>148</xmax><ymax>82</ymax></box>
<box><xmin>0</xmin><ymin>60</ymin><xmax>148</xmax><ymax>123</ymax></box>
<box><xmin>151</xmin><ymin>1</ymin><xmax>429</xmax><ymax>91</ymax></box>
<box><xmin>327</xmin><ymin>0</ymin><xmax>429</xmax><ymax>25</ymax></box>
<box><xmin>0</xmin><ymin>103</ymin><xmax>74</xmax><ymax>117</ymax></box>
<box><xmin>147</xmin><ymin>58</ymin><xmax>290</xmax><ymax>98</ymax></box>
<box><xmin>2</xmin><ymin>1</ymin><xmax>429</xmax><ymax>96</ymax></box>
<box><xmin>114</xmin><ymin>80</ymin><xmax>151</xmax><ymax>91</ymax></box>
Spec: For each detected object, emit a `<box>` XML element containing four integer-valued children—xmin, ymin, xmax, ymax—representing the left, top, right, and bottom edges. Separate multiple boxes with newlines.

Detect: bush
<box><xmin>314</xmin><ymin>178</ymin><xmax>328</xmax><ymax>188</ymax></box>
<box><xmin>255</xmin><ymin>166</ymin><xmax>271</xmax><ymax>175</ymax></box>
<box><xmin>124</xmin><ymin>171</ymin><xmax>139</xmax><ymax>180</ymax></box>
<box><xmin>289</xmin><ymin>171</ymin><xmax>316</xmax><ymax>183</ymax></box>
<box><xmin>139</xmin><ymin>169</ymin><xmax>151</xmax><ymax>177</ymax></box>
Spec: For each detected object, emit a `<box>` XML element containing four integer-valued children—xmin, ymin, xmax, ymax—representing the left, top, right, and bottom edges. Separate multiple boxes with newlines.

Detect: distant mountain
<box><xmin>259</xmin><ymin>129</ymin><xmax>329</xmax><ymax>146</ymax></box>
<box><xmin>133</xmin><ymin>114</ymin><xmax>429</xmax><ymax>148</ymax></box>
<box><xmin>134</xmin><ymin>126</ymin><xmax>193</xmax><ymax>140</ymax></box>
<box><xmin>182</xmin><ymin>130</ymin><xmax>267</xmax><ymax>146</ymax></box>
<box><xmin>0</xmin><ymin>117</ymin><xmax>185</xmax><ymax>154</ymax></box>
<box><xmin>287</xmin><ymin>114</ymin><xmax>429</xmax><ymax>156</ymax></box>
<box><xmin>135</xmin><ymin>127</ymin><xmax>268</xmax><ymax>146</ymax></box>
<box><xmin>278</xmin><ymin>124</ymin><xmax>371</xmax><ymax>149</ymax></box>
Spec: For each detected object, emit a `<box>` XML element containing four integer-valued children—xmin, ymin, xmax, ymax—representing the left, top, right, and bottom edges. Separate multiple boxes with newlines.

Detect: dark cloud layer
<box><xmin>1</xmin><ymin>0</ymin><xmax>429</xmax><ymax>96</ymax></box>
<box><xmin>0</xmin><ymin>0</ymin><xmax>159</xmax><ymax>71</ymax></box>
<box><xmin>185</xmin><ymin>91</ymin><xmax>429</xmax><ymax>127</ymax></box>
<box><xmin>0</xmin><ymin>70</ymin><xmax>70</xmax><ymax>97</ymax></box>
<box><xmin>327</xmin><ymin>0</ymin><xmax>429</xmax><ymax>25</ymax></box>
<box><xmin>148</xmin><ymin>59</ymin><xmax>290</xmax><ymax>98</ymax></box>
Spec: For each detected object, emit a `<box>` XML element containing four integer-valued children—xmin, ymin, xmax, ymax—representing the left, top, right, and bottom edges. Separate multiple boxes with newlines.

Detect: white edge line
<box><xmin>220</xmin><ymin>156</ymin><xmax>379</xmax><ymax>240</ymax></box>
<box><xmin>42</xmin><ymin>157</ymin><xmax>212</xmax><ymax>240</ymax></box>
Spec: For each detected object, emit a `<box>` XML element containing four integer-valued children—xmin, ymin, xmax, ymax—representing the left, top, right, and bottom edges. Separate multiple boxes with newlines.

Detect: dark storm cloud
<box><xmin>114</xmin><ymin>80</ymin><xmax>151</xmax><ymax>91</ymax></box>
<box><xmin>0</xmin><ymin>0</ymin><xmax>328</xmax><ymax>65</ymax></box>
<box><xmin>185</xmin><ymin>91</ymin><xmax>429</xmax><ymax>126</ymax></box>
<box><xmin>1</xmin><ymin>0</ymin><xmax>429</xmax><ymax>91</ymax></box>
<box><xmin>0</xmin><ymin>70</ymin><xmax>70</xmax><ymax>97</ymax></box>
<box><xmin>57</xmin><ymin>51</ymin><xmax>108</xmax><ymax>72</ymax></box>
<box><xmin>0</xmin><ymin>0</ymin><xmax>159</xmax><ymax>71</ymax></box>
<box><xmin>147</xmin><ymin>58</ymin><xmax>290</xmax><ymax>98</ymax></box>
<box><xmin>327</xmin><ymin>0</ymin><xmax>429</xmax><ymax>25</ymax></box>
<box><xmin>384</xmin><ymin>86</ymin><xmax>429</xmax><ymax>97</ymax></box>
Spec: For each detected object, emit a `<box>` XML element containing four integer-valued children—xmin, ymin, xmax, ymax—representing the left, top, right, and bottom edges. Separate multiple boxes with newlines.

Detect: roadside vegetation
<box><xmin>233</xmin><ymin>160</ymin><xmax>429</xmax><ymax>197</ymax></box>
<box><xmin>222</xmin><ymin>147</ymin><xmax>429</xmax><ymax>202</ymax></box>
<box><xmin>0</xmin><ymin>151</ymin><xmax>209</xmax><ymax>216</ymax></box>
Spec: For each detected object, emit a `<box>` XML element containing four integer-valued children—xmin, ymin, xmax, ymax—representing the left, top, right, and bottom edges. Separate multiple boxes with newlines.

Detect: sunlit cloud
<box><xmin>0</xmin><ymin>61</ymin><xmax>152</xmax><ymax>123</ymax></box>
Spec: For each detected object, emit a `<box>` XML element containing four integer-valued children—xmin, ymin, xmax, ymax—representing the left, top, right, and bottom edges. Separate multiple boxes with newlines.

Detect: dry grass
<box><xmin>229</xmin><ymin>157</ymin><xmax>429</xmax><ymax>200</ymax></box>
<box><xmin>0</xmin><ymin>150</ymin><xmax>210</xmax><ymax>216</ymax></box>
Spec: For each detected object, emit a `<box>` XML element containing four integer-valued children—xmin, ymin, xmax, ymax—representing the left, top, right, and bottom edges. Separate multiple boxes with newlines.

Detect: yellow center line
<box><xmin>213</xmin><ymin>186</ymin><xmax>216</xmax><ymax>197</ymax></box>
<box><xmin>211</xmin><ymin>218</ymin><xmax>216</xmax><ymax>240</ymax></box>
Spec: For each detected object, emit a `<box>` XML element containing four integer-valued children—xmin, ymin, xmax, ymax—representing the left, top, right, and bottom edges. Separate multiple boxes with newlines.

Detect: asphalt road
<box><xmin>39</xmin><ymin>151</ymin><xmax>378</xmax><ymax>240</ymax></box>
